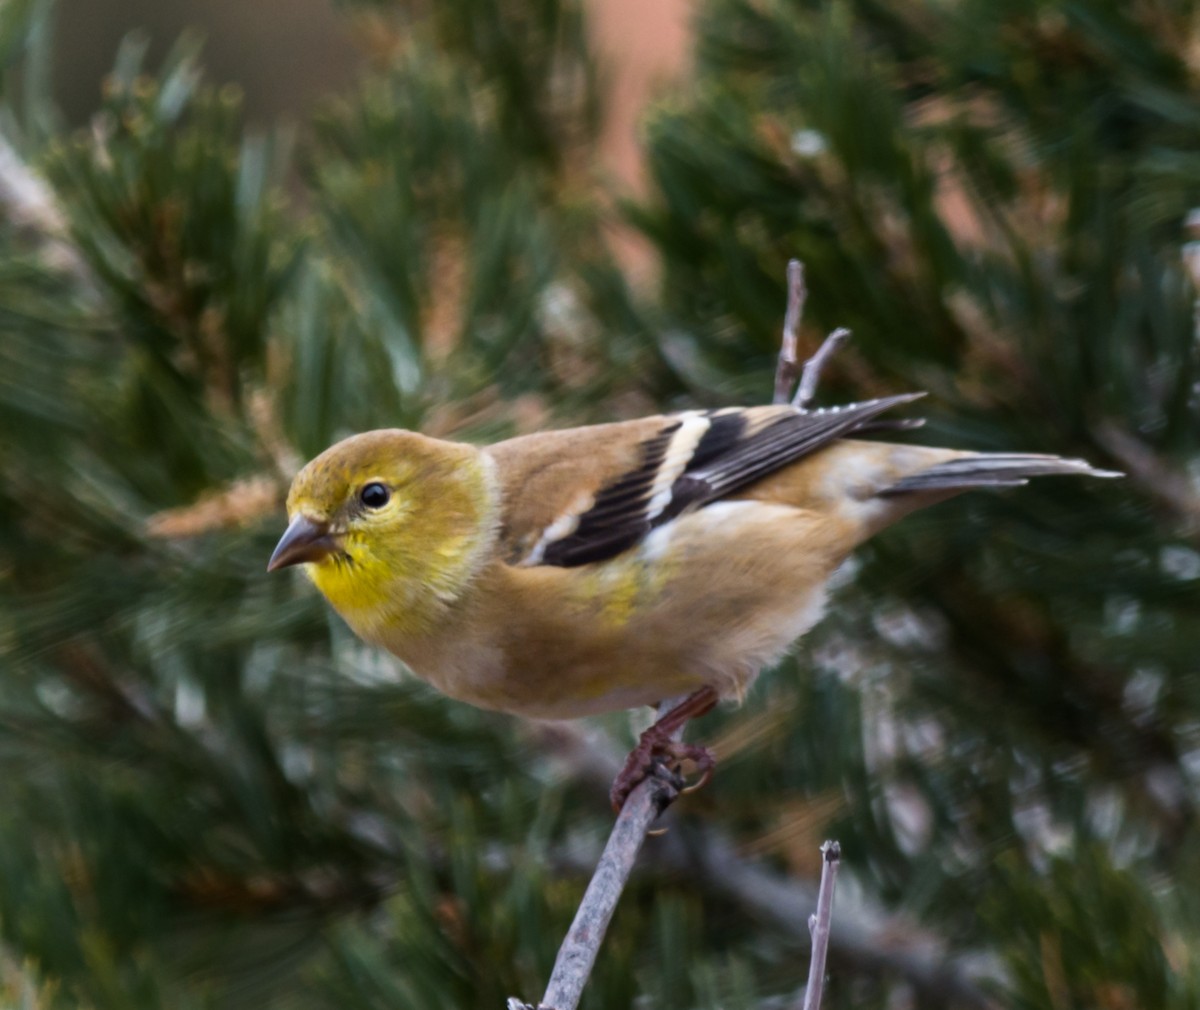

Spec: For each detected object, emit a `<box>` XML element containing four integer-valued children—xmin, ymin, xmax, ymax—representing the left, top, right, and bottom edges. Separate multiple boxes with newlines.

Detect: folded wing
<box><xmin>488</xmin><ymin>394</ymin><xmax>925</xmax><ymax>568</ymax></box>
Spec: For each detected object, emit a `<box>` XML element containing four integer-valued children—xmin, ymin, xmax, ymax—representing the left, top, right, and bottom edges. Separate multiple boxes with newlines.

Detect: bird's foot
<box><xmin>609</xmin><ymin>728</ymin><xmax>716</xmax><ymax>812</ymax></box>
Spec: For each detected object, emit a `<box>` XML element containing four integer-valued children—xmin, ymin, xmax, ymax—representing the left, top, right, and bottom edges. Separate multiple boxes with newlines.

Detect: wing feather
<box><xmin>487</xmin><ymin>393</ymin><xmax>925</xmax><ymax>568</ymax></box>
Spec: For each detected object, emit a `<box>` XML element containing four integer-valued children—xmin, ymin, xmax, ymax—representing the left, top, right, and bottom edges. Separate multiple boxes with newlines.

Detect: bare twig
<box><xmin>512</xmin><ymin>264</ymin><xmax>846</xmax><ymax>1007</ymax></box>
<box><xmin>511</xmin><ymin>697</ymin><xmax>692</xmax><ymax>1010</ymax></box>
<box><xmin>529</xmin><ymin>721</ymin><xmax>1001</xmax><ymax>1008</ymax></box>
<box><xmin>802</xmin><ymin>840</ymin><xmax>841</xmax><ymax>1010</ymax></box>
<box><xmin>772</xmin><ymin>259</ymin><xmax>853</xmax><ymax>410</ymax></box>
<box><xmin>793</xmin><ymin>327</ymin><xmax>851</xmax><ymax>411</ymax></box>
<box><xmin>511</xmin><ymin>268</ymin><xmax>990</xmax><ymax>1010</ymax></box>
<box><xmin>537</xmin><ymin>766</ymin><xmax>680</xmax><ymax>1010</ymax></box>
<box><xmin>774</xmin><ymin>259</ymin><xmax>807</xmax><ymax>404</ymax></box>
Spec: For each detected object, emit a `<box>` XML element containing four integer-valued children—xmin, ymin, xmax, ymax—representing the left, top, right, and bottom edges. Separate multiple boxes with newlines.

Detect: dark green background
<box><xmin>1</xmin><ymin>1</ymin><xmax>1197</xmax><ymax>1007</ymax></box>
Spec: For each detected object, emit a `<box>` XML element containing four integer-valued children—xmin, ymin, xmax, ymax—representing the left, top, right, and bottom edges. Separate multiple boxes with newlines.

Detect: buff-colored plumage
<box><xmin>268</xmin><ymin>397</ymin><xmax>1118</xmax><ymax>722</ymax></box>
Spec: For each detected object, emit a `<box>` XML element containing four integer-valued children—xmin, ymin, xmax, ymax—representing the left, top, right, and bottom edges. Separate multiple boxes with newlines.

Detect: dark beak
<box><xmin>267</xmin><ymin>515</ymin><xmax>338</xmax><ymax>572</ymax></box>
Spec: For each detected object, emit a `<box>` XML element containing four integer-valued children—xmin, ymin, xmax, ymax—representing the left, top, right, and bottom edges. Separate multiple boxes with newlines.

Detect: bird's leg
<box><xmin>609</xmin><ymin>686</ymin><xmax>719</xmax><ymax>812</ymax></box>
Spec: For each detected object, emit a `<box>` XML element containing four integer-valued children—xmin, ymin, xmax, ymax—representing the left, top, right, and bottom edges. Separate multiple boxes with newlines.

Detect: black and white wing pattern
<box><xmin>492</xmin><ymin>393</ymin><xmax>923</xmax><ymax>569</ymax></box>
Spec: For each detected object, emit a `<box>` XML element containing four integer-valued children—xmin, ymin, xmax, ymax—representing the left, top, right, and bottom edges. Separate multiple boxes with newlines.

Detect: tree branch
<box><xmin>510</xmin><ymin>698</ymin><xmax>690</xmax><ymax>1010</ymax></box>
<box><xmin>793</xmin><ymin>328</ymin><xmax>851</xmax><ymax>411</ymax></box>
<box><xmin>772</xmin><ymin>258</ymin><xmax>852</xmax><ymax>410</ymax></box>
<box><xmin>537</xmin><ymin>766</ymin><xmax>680</xmax><ymax>1009</ymax></box>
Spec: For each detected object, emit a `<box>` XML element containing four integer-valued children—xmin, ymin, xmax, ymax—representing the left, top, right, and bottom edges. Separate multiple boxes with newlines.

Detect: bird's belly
<box><xmin>381</xmin><ymin>501</ymin><xmax>848</xmax><ymax>720</ymax></box>
<box><xmin>484</xmin><ymin>580</ymin><xmax>830</xmax><ymax>719</ymax></box>
<box><xmin>401</xmin><ymin>630</ymin><xmax>710</xmax><ymax>720</ymax></box>
<box><xmin>401</xmin><ymin>584</ymin><xmax>830</xmax><ymax>722</ymax></box>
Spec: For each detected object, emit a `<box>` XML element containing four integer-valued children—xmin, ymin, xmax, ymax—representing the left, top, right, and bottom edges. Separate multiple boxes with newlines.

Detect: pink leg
<box><xmin>609</xmin><ymin>686</ymin><xmax>719</xmax><ymax>811</ymax></box>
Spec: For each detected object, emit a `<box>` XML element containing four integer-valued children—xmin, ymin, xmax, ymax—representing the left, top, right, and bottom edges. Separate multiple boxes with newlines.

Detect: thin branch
<box><xmin>511</xmin><ymin>697</ymin><xmax>691</xmax><ymax>1010</ymax></box>
<box><xmin>512</xmin><ymin>267</ymin><xmax>989</xmax><ymax>1009</ymax></box>
<box><xmin>537</xmin><ymin>766</ymin><xmax>680</xmax><ymax>1010</ymax></box>
<box><xmin>772</xmin><ymin>259</ymin><xmax>853</xmax><ymax>410</ymax></box>
<box><xmin>793</xmin><ymin>327</ymin><xmax>851</xmax><ymax>411</ymax></box>
<box><xmin>774</xmin><ymin>259</ymin><xmax>807</xmax><ymax>405</ymax></box>
<box><xmin>529</xmin><ymin>721</ymin><xmax>1002</xmax><ymax>1008</ymax></box>
<box><xmin>802</xmin><ymin>840</ymin><xmax>841</xmax><ymax>1010</ymax></box>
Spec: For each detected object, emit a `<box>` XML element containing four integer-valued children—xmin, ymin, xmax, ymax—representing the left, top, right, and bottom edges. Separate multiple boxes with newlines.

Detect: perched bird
<box><xmin>268</xmin><ymin>390</ymin><xmax>1118</xmax><ymax>808</ymax></box>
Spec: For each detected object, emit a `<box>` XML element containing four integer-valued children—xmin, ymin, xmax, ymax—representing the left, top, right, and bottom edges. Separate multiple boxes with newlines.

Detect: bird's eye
<box><xmin>360</xmin><ymin>482</ymin><xmax>390</xmax><ymax>509</ymax></box>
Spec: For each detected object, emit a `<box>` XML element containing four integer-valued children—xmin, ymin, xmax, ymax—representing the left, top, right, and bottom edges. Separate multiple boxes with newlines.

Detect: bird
<box><xmin>268</xmin><ymin>388</ymin><xmax>1119</xmax><ymax>809</ymax></box>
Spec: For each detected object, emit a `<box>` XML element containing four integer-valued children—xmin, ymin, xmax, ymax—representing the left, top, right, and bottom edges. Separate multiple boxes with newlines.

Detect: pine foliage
<box><xmin>0</xmin><ymin>0</ymin><xmax>1198</xmax><ymax>1007</ymax></box>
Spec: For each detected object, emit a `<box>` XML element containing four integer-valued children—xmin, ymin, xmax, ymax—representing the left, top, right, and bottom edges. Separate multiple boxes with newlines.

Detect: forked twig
<box><xmin>773</xmin><ymin>260</ymin><xmax>852</xmax><ymax>409</ymax></box>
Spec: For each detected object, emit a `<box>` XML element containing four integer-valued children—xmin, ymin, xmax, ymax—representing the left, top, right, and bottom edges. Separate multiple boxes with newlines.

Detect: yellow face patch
<box><xmin>304</xmin><ymin>545</ymin><xmax>396</xmax><ymax>631</ymax></box>
<box><xmin>280</xmin><ymin>429</ymin><xmax>498</xmax><ymax>641</ymax></box>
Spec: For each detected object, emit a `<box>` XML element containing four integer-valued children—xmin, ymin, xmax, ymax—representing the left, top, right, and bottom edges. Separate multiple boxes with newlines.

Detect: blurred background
<box><xmin>53</xmin><ymin>0</ymin><xmax>358</xmax><ymax>125</ymax></box>
<box><xmin>1</xmin><ymin>0</ymin><xmax>1198</xmax><ymax>1007</ymax></box>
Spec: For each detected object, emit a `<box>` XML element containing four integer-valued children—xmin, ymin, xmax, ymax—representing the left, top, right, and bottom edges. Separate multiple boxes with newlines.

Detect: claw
<box><xmin>679</xmin><ymin>756</ymin><xmax>715</xmax><ymax>796</ymax></box>
<box><xmin>609</xmin><ymin>687</ymin><xmax>719</xmax><ymax>812</ymax></box>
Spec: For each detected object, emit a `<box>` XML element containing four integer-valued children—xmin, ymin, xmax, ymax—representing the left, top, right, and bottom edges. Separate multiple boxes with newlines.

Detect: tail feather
<box><xmin>879</xmin><ymin>453</ymin><xmax>1122</xmax><ymax>496</ymax></box>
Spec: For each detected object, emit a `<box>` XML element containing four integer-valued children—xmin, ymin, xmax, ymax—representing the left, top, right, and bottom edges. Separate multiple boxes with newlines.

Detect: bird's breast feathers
<box><xmin>382</xmin><ymin>498</ymin><xmax>848</xmax><ymax>719</ymax></box>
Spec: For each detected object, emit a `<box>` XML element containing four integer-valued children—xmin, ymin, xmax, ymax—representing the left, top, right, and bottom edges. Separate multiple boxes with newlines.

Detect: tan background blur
<box><xmin>55</xmin><ymin>0</ymin><xmax>359</xmax><ymax>125</ymax></box>
<box><xmin>54</xmin><ymin>0</ymin><xmax>691</xmax><ymax>199</ymax></box>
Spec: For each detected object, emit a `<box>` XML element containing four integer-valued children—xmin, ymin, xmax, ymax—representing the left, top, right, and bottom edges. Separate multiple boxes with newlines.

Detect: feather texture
<box><xmin>504</xmin><ymin>393</ymin><xmax>925</xmax><ymax>568</ymax></box>
<box><xmin>275</xmin><ymin>395</ymin><xmax>1119</xmax><ymax>719</ymax></box>
<box><xmin>879</xmin><ymin>454</ymin><xmax>1122</xmax><ymax>494</ymax></box>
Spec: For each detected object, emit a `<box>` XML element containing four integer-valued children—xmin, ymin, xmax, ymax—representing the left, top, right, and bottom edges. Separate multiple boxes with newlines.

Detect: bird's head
<box><xmin>268</xmin><ymin>429</ymin><xmax>497</xmax><ymax>638</ymax></box>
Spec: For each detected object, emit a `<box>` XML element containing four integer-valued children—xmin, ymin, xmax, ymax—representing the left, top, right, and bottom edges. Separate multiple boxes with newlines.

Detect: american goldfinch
<box><xmin>269</xmin><ymin>392</ymin><xmax>1118</xmax><ymax>807</ymax></box>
